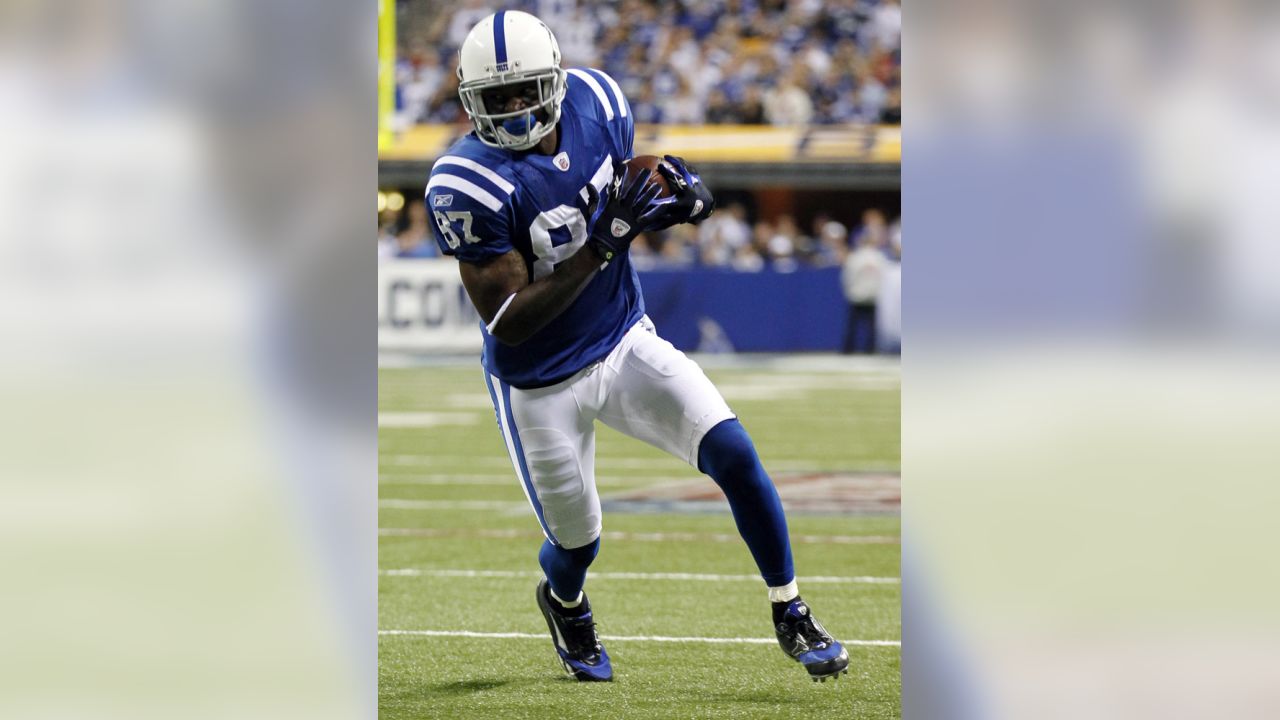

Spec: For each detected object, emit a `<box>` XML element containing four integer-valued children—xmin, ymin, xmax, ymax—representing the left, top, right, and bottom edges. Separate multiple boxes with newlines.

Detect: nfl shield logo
<box><xmin>553</xmin><ymin>152</ymin><xmax>571</xmax><ymax>171</ymax></box>
<box><xmin>610</xmin><ymin>219</ymin><xmax>631</xmax><ymax>238</ymax></box>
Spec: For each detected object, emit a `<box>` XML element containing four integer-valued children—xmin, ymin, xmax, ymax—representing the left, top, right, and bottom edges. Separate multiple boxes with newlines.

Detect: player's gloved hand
<box><xmin>583</xmin><ymin>166</ymin><xmax>667</xmax><ymax>264</ymax></box>
<box><xmin>655</xmin><ymin>154</ymin><xmax>716</xmax><ymax>225</ymax></box>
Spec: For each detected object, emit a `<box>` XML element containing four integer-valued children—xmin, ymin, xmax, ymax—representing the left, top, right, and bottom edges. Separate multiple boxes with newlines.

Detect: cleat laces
<box><xmin>560</xmin><ymin>613</ymin><xmax>603</xmax><ymax>660</ymax></box>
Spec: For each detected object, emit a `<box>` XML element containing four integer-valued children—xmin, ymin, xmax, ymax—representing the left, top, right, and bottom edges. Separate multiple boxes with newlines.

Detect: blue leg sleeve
<box><xmin>697</xmin><ymin>419</ymin><xmax>796</xmax><ymax>587</ymax></box>
<box><xmin>538</xmin><ymin>536</ymin><xmax>600</xmax><ymax>601</ymax></box>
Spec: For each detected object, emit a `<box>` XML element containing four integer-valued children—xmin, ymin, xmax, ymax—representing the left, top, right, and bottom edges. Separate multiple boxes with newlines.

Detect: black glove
<box><xmin>584</xmin><ymin>166</ymin><xmax>667</xmax><ymax>264</ymax></box>
<box><xmin>655</xmin><ymin>154</ymin><xmax>716</xmax><ymax>225</ymax></box>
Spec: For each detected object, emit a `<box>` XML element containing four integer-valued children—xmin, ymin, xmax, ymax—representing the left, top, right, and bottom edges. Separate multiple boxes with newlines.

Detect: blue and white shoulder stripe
<box><xmin>567</xmin><ymin>68</ymin><xmax>629</xmax><ymax>122</ymax></box>
<box><xmin>427</xmin><ymin>154</ymin><xmax>516</xmax><ymax>212</ymax></box>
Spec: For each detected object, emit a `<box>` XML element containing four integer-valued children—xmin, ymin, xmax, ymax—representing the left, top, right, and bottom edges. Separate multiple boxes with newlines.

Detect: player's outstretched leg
<box><xmin>697</xmin><ymin>418</ymin><xmax>849</xmax><ymax>681</ymax></box>
<box><xmin>535</xmin><ymin>577</ymin><xmax>612</xmax><ymax>681</ymax></box>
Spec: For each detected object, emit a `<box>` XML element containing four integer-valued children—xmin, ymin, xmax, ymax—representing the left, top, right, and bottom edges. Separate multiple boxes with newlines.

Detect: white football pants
<box><xmin>482</xmin><ymin>316</ymin><xmax>735</xmax><ymax>549</ymax></box>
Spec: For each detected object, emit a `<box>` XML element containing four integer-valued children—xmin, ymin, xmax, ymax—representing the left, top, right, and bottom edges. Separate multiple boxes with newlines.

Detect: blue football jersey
<box><xmin>426</xmin><ymin>68</ymin><xmax>642</xmax><ymax>388</ymax></box>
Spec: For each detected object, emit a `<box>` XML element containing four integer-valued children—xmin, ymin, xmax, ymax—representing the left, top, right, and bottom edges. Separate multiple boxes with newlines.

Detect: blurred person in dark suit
<box><xmin>841</xmin><ymin>210</ymin><xmax>890</xmax><ymax>353</ymax></box>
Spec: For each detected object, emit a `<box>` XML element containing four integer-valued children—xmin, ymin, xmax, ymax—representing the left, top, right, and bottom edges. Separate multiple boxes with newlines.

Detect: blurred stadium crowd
<box><xmin>393</xmin><ymin>0</ymin><xmax>901</xmax><ymax>127</ymax></box>
<box><xmin>379</xmin><ymin>195</ymin><xmax>899</xmax><ymax>272</ymax></box>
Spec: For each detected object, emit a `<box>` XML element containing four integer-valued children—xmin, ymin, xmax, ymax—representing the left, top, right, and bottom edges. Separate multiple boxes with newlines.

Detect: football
<box><xmin>622</xmin><ymin>155</ymin><xmax>675</xmax><ymax>198</ymax></box>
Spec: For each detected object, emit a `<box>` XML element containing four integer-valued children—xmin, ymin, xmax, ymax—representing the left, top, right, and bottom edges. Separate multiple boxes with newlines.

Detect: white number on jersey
<box><xmin>529</xmin><ymin>206</ymin><xmax>589</xmax><ymax>281</ymax></box>
<box><xmin>527</xmin><ymin>159</ymin><xmax>615</xmax><ymax>280</ymax></box>
<box><xmin>433</xmin><ymin>210</ymin><xmax>479</xmax><ymax>249</ymax></box>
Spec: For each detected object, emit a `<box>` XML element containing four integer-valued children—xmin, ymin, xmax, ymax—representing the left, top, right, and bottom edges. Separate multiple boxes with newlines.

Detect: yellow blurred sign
<box><xmin>379</xmin><ymin>124</ymin><xmax>901</xmax><ymax>164</ymax></box>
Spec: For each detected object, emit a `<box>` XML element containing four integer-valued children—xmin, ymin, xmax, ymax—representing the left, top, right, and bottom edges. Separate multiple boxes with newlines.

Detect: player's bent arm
<box><xmin>458</xmin><ymin>246</ymin><xmax>603</xmax><ymax>346</ymax></box>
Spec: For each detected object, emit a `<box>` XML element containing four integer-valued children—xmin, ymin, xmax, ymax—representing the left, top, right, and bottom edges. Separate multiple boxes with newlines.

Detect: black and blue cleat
<box><xmin>536</xmin><ymin>579</ymin><xmax>613</xmax><ymax>682</ymax></box>
<box><xmin>775</xmin><ymin>599</ymin><xmax>850</xmax><ymax>682</ymax></box>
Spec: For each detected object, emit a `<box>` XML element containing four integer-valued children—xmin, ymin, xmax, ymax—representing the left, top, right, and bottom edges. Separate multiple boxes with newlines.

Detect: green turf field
<box><xmin>379</xmin><ymin>359</ymin><xmax>900</xmax><ymax>719</ymax></box>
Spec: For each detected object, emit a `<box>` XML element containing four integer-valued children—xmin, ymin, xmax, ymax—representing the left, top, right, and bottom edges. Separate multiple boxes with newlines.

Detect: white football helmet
<box><xmin>457</xmin><ymin>11</ymin><xmax>567</xmax><ymax>151</ymax></box>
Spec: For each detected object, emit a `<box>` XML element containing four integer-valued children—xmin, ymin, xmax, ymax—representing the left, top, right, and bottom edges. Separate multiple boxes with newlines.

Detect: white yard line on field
<box><xmin>378</xmin><ymin>527</ymin><xmax>899</xmax><ymax>544</ymax></box>
<box><xmin>379</xmin><ymin>499</ymin><xmax>525</xmax><ymax>511</ymax></box>
<box><xmin>380</xmin><ymin>455</ymin><xmax>826</xmax><ymax>472</ymax></box>
<box><xmin>379</xmin><ymin>412</ymin><xmax>481</xmax><ymax>428</ymax></box>
<box><xmin>380</xmin><ymin>568</ymin><xmax>899</xmax><ymax>584</ymax></box>
<box><xmin>378</xmin><ymin>629</ymin><xmax>900</xmax><ymax>648</ymax></box>
<box><xmin>378</xmin><ymin>474</ymin><xmax>695</xmax><ymax>486</ymax></box>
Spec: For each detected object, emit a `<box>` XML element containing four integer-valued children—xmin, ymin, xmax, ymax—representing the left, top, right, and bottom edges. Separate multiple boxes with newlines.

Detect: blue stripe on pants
<box><xmin>482</xmin><ymin>370</ymin><xmax>556</xmax><ymax>544</ymax></box>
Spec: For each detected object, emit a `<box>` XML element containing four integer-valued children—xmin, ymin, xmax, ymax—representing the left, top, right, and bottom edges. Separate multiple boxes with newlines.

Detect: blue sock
<box><xmin>697</xmin><ymin>419</ymin><xmax>795</xmax><ymax>587</ymax></box>
<box><xmin>538</xmin><ymin>536</ymin><xmax>600</xmax><ymax>604</ymax></box>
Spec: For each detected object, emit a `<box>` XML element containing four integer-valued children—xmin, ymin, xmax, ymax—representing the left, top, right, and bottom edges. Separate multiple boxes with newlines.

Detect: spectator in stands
<box><xmin>822</xmin><ymin>1</ymin><xmax>864</xmax><ymax>44</ymax></box>
<box><xmin>398</xmin><ymin>0</ymin><xmax>902</xmax><ymax>129</ymax></box>
<box><xmin>764</xmin><ymin>66</ymin><xmax>814</xmax><ymax>126</ymax></box>
<box><xmin>663</xmin><ymin>76</ymin><xmax>705</xmax><ymax>125</ymax></box>
<box><xmin>818</xmin><ymin>217</ymin><xmax>851</xmax><ymax>267</ymax></box>
<box><xmin>378</xmin><ymin>208</ymin><xmax>400</xmax><ymax>262</ymax></box>
<box><xmin>738</xmin><ymin>85</ymin><xmax>768</xmax><ymax>124</ymax></box>
<box><xmin>732</xmin><ymin>243</ymin><xmax>766</xmax><ymax>272</ymax></box>
<box><xmin>662</xmin><ymin>25</ymin><xmax>701</xmax><ymax>72</ymax></box>
<box><xmin>397</xmin><ymin>38</ymin><xmax>446</xmax><ymax>126</ymax></box>
<box><xmin>424</xmin><ymin>56</ymin><xmax>463</xmax><ymax>123</ymax></box>
<box><xmin>630</xmin><ymin>83</ymin><xmax>665</xmax><ymax>124</ymax></box>
<box><xmin>852</xmin><ymin>208</ymin><xmax>889</xmax><ymax>248</ymax></box>
<box><xmin>879</xmin><ymin>86</ymin><xmax>902</xmax><ymax>125</ymax></box>
<box><xmin>799</xmin><ymin>37</ymin><xmax>833</xmax><ymax>77</ymax></box>
<box><xmin>395</xmin><ymin>199</ymin><xmax>439</xmax><ymax>259</ymax></box>
<box><xmin>445</xmin><ymin>0</ymin><xmax>493</xmax><ymax>49</ymax></box>
<box><xmin>698</xmin><ymin>231</ymin><xmax>733</xmax><ymax>267</ymax></box>
<box><xmin>704</xmin><ymin>87</ymin><xmax>740</xmax><ymax>124</ymax></box>
<box><xmin>804</xmin><ymin>213</ymin><xmax>849</xmax><ymax>267</ymax></box>
<box><xmin>762</xmin><ymin>215</ymin><xmax>800</xmax><ymax>272</ymax></box>
<box><xmin>866</xmin><ymin>0</ymin><xmax>903</xmax><ymax>52</ymax></box>
<box><xmin>698</xmin><ymin>202</ymin><xmax>753</xmax><ymax>267</ymax></box>
<box><xmin>628</xmin><ymin>233</ymin><xmax>659</xmax><ymax>271</ymax></box>
<box><xmin>555</xmin><ymin>5</ymin><xmax>601</xmax><ymax>67</ymax></box>
<box><xmin>854</xmin><ymin>62</ymin><xmax>890</xmax><ymax>123</ymax></box>
<box><xmin>657</xmin><ymin>224</ymin><xmax>699</xmax><ymax>267</ymax></box>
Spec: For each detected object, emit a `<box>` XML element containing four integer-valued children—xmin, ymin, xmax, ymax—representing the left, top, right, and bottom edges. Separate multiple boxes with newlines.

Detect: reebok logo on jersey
<box><xmin>610</xmin><ymin>219</ymin><xmax>631</xmax><ymax>238</ymax></box>
<box><xmin>433</xmin><ymin>194</ymin><xmax>454</xmax><ymax>207</ymax></box>
<box><xmin>553</xmin><ymin>152</ymin><xmax>570</xmax><ymax>171</ymax></box>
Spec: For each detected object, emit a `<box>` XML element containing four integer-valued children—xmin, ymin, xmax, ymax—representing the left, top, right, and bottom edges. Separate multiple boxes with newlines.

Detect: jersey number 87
<box><xmin>434</xmin><ymin>172</ymin><xmax>608</xmax><ymax>280</ymax></box>
<box><xmin>433</xmin><ymin>210</ymin><xmax>479</xmax><ymax>249</ymax></box>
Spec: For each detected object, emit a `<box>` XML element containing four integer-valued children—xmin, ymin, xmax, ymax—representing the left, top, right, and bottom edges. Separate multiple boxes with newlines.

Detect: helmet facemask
<box><xmin>458</xmin><ymin>67</ymin><xmax>567</xmax><ymax>151</ymax></box>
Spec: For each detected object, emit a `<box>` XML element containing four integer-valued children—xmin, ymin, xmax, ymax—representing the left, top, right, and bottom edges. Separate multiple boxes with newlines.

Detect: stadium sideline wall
<box><xmin>379</xmin><ymin>259</ymin><xmax>873</xmax><ymax>354</ymax></box>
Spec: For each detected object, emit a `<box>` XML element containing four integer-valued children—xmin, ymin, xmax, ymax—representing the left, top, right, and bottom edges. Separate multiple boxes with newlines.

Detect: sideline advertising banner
<box><xmin>378</xmin><ymin>259</ymin><xmax>482</xmax><ymax>353</ymax></box>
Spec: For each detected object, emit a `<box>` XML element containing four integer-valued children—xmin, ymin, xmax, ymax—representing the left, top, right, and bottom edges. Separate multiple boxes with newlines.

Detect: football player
<box><xmin>426</xmin><ymin>10</ymin><xmax>849</xmax><ymax>683</ymax></box>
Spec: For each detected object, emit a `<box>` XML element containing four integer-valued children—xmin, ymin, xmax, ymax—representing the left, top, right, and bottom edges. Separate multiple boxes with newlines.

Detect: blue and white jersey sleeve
<box><xmin>565</xmin><ymin>67</ymin><xmax>634</xmax><ymax>159</ymax></box>
<box><xmin>426</xmin><ymin>155</ymin><xmax>517</xmax><ymax>263</ymax></box>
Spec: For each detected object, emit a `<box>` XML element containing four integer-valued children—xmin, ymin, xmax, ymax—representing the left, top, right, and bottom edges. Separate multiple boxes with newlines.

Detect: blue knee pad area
<box><xmin>539</xmin><ymin>536</ymin><xmax>600</xmax><ymax>601</ymax></box>
<box><xmin>697</xmin><ymin>419</ymin><xmax>795</xmax><ymax>587</ymax></box>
